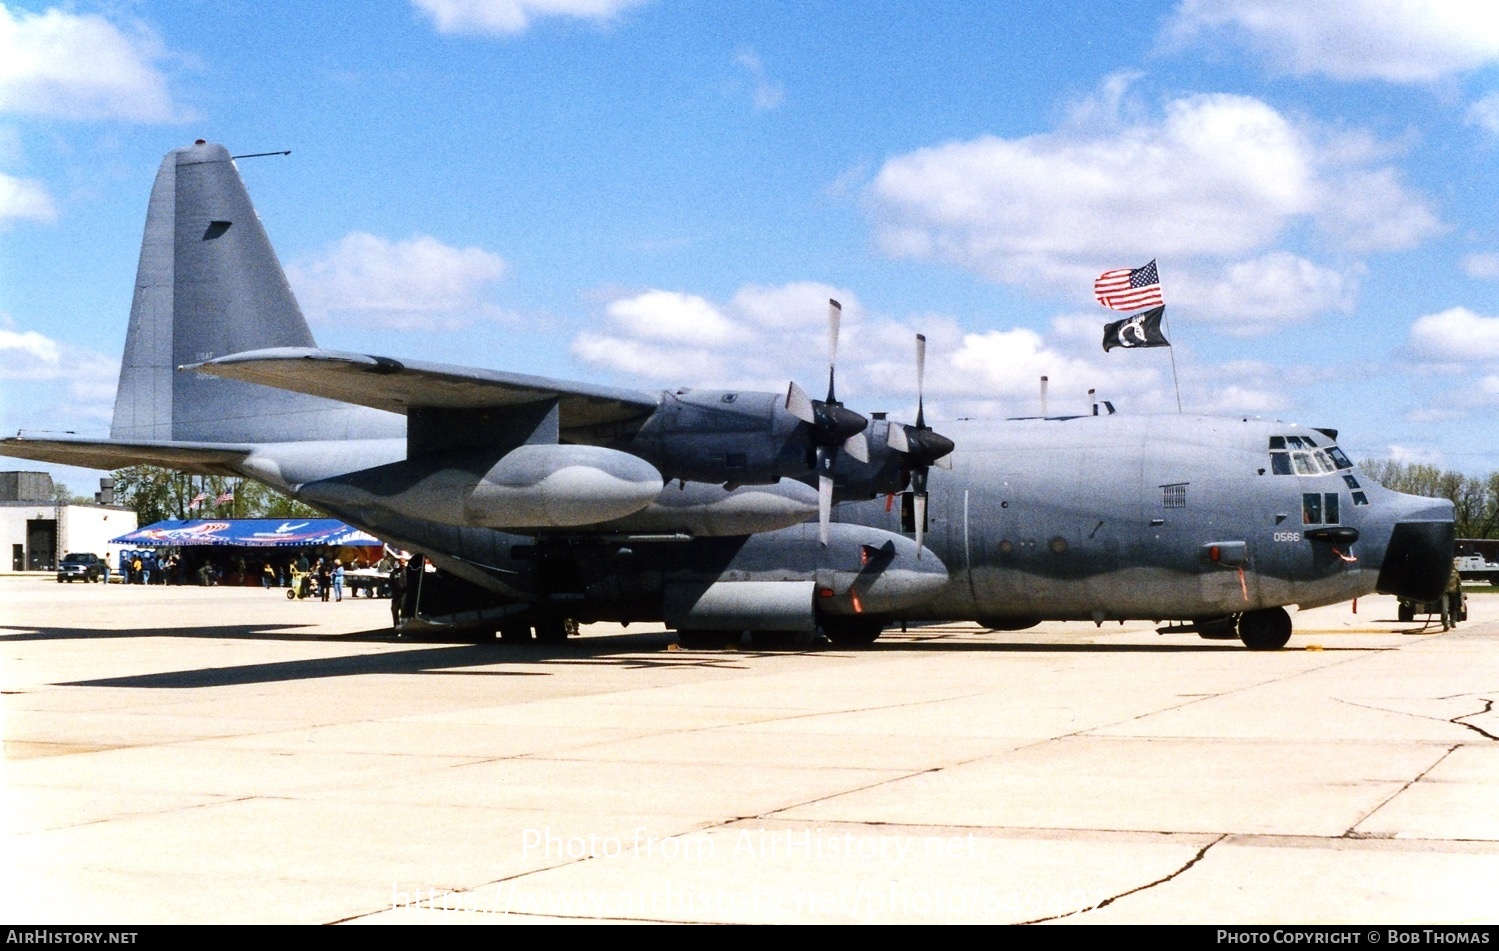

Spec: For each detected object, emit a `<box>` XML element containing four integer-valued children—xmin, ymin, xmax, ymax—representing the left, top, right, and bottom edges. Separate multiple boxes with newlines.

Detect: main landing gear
<box><xmin>1237</xmin><ymin>607</ymin><xmax>1293</xmax><ymax>650</ymax></box>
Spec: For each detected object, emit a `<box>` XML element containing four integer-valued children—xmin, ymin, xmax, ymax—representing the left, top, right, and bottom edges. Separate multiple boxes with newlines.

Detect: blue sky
<box><xmin>5</xmin><ymin>0</ymin><xmax>1499</xmax><ymax>495</ymax></box>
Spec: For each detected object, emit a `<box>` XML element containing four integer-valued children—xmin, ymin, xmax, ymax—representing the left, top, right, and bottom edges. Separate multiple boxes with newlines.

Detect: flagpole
<box><xmin>1157</xmin><ymin>268</ymin><xmax>1181</xmax><ymax>414</ymax></box>
<box><xmin>1161</xmin><ymin>310</ymin><xmax>1182</xmax><ymax>413</ymax></box>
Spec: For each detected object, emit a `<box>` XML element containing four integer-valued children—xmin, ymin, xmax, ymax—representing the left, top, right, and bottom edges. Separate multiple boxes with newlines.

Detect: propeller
<box><xmin>886</xmin><ymin>333</ymin><xmax>955</xmax><ymax>557</ymax></box>
<box><xmin>785</xmin><ymin>298</ymin><xmax>870</xmax><ymax>545</ymax></box>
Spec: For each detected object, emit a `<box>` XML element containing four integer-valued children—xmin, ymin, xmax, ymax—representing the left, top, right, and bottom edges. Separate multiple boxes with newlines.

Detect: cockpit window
<box><xmin>1269</xmin><ymin>437</ymin><xmax>1353</xmax><ymax>476</ymax></box>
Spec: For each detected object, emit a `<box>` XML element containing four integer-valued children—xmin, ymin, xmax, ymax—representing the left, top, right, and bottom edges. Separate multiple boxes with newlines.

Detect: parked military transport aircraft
<box><xmin>2</xmin><ymin>141</ymin><xmax>1457</xmax><ymax>649</ymax></box>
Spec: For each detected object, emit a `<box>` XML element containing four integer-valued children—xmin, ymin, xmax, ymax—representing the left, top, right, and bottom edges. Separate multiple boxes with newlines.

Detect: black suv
<box><xmin>57</xmin><ymin>552</ymin><xmax>105</xmax><ymax>583</ymax></box>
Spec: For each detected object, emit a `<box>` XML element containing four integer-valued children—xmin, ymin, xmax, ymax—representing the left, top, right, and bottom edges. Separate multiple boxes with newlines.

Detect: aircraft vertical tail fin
<box><xmin>111</xmin><ymin>141</ymin><xmax>393</xmax><ymax>444</ymax></box>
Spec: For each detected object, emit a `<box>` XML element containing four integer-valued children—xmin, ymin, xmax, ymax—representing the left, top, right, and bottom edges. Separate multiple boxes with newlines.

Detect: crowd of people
<box><xmin>99</xmin><ymin>548</ymin><xmax>394</xmax><ymax>601</ymax></box>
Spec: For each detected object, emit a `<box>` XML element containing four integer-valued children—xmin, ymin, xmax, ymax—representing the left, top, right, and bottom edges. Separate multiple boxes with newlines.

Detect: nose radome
<box><xmin>1375</xmin><ymin>518</ymin><xmax>1455</xmax><ymax>603</ymax></box>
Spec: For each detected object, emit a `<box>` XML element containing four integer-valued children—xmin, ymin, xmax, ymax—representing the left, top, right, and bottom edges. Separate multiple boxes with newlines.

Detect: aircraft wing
<box><xmin>187</xmin><ymin>348</ymin><xmax>660</xmax><ymax>430</ymax></box>
<box><xmin>0</xmin><ymin>435</ymin><xmax>253</xmax><ymax>474</ymax></box>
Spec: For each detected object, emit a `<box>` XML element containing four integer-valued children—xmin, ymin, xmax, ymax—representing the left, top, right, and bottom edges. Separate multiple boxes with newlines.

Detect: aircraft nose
<box><xmin>1375</xmin><ymin>515</ymin><xmax>1455</xmax><ymax>604</ymax></box>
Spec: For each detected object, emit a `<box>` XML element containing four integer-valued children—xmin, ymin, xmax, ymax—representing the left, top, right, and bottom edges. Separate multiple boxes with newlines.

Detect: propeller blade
<box><xmin>818</xmin><ymin>471</ymin><xmax>833</xmax><ymax>547</ymax></box>
<box><xmin>785</xmin><ymin>380</ymin><xmax>815</xmax><ymax>424</ymax></box>
<box><xmin>914</xmin><ymin>491</ymin><xmax>927</xmax><ymax>559</ymax></box>
<box><xmin>887</xmin><ymin>421</ymin><xmax>909</xmax><ymax>453</ymax></box>
<box><xmin>843</xmin><ymin>430</ymin><xmax>869</xmax><ymax>464</ymax></box>
<box><xmin>826</xmin><ymin>299</ymin><xmax>842</xmax><ymax>403</ymax></box>
<box><xmin>915</xmin><ymin>333</ymin><xmax>927</xmax><ymax>429</ymax></box>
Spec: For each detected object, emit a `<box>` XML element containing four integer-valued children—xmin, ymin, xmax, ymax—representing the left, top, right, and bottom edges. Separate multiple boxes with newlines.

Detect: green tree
<box><xmin>1360</xmin><ymin>460</ymin><xmax>1499</xmax><ymax>539</ymax></box>
<box><xmin>111</xmin><ymin>466</ymin><xmax>321</xmax><ymax>524</ymax></box>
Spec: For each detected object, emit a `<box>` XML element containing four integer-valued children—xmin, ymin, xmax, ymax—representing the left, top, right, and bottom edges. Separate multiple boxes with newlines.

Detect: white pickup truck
<box><xmin>1455</xmin><ymin>554</ymin><xmax>1499</xmax><ymax>585</ymax></box>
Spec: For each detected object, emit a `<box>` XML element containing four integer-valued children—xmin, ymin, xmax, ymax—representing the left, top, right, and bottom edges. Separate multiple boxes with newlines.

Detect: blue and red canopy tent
<box><xmin>112</xmin><ymin>519</ymin><xmax>382</xmax><ymax>547</ymax></box>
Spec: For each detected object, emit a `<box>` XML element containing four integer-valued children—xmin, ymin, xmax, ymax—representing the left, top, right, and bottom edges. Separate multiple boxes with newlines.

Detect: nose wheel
<box><xmin>1238</xmin><ymin>607</ymin><xmax>1292</xmax><ymax>650</ymax></box>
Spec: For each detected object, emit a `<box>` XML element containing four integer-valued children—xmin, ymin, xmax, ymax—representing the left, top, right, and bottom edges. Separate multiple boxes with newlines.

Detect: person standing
<box><xmin>317</xmin><ymin>557</ymin><xmax>332</xmax><ymax>602</ymax></box>
<box><xmin>389</xmin><ymin>557</ymin><xmax>408</xmax><ymax>627</ymax></box>
<box><xmin>101</xmin><ymin>551</ymin><xmax>112</xmax><ymax>587</ymax></box>
<box><xmin>332</xmin><ymin>559</ymin><xmax>344</xmax><ymax>602</ymax></box>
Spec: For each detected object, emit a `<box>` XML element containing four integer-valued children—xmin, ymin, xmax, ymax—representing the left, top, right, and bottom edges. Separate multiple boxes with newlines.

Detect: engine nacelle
<box><xmin>657</xmin><ymin>524</ymin><xmax>950</xmax><ymax>631</ymax></box>
<box><xmin>619</xmin><ymin>388</ymin><xmax>810</xmax><ymax>486</ymax></box>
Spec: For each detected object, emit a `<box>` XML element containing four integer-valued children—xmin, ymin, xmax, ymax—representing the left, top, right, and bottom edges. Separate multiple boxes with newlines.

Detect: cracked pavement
<box><xmin>2</xmin><ymin>577</ymin><xmax>1496</xmax><ymax>923</ymax></box>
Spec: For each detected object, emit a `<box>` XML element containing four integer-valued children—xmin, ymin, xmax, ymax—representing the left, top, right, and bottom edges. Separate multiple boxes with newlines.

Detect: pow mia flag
<box><xmin>1102</xmin><ymin>305</ymin><xmax>1170</xmax><ymax>352</ymax></box>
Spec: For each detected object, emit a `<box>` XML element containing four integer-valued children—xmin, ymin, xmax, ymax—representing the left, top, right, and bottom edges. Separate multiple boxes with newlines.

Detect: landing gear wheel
<box><xmin>820</xmin><ymin>617</ymin><xmax>884</xmax><ymax>647</ymax></box>
<box><xmin>1397</xmin><ymin>601</ymin><xmax>1414</xmax><ymax>623</ymax></box>
<box><xmin>286</xmin><ymin>589</ymin><xmax>296</xmax><ymax>600</ymax></box>
<box><xmin>1238</xmin><ymin>607</ymin><xmax>1292</xmax><ymax>650</ymax></box>
<box><xmin>498</xmin><ymin>622</ymin><xmax>532</xmax><ymax>644</ymax></box>
<box><xmin>533</xmin><ymin>618</ymin><xmax>569</xmax><ymax>644</ymax></box>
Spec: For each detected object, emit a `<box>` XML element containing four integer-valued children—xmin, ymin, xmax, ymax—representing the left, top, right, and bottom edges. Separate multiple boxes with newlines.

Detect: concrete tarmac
<box><xmin>2</xmin><ymin>575</ymin><xmax>1496</xmax><ymax>924</ymax></box>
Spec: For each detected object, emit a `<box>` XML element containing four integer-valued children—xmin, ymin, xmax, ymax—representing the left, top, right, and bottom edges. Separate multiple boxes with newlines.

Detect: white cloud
<box><xmin>606</xmin><ymin>290</ymin><xmax>747</xmax><ymax>347</ymax></box>
<box><xmin>1196</xmin><ymin>383</ymin><xmax>1288</xmax><ymax>415</ymax></box>
<box><xmin>412</xmin><ymin>0</ymin><xmax>649</xmax><ymax>35</ymax></box>
<box><xmin>735</xmin><ymin>48</ymin><xmax>784</xmax><ymax>111</ymax></box>
<box><xmin>1463</xmin><ymin>253</ymin><xmax>1499</xmax><ymax>279</ymax></box>
<box><xmin>1168</xmin><ymin>0</ymin><xmax>1499</xmax><ymax>83</ymax></box>
<box><xmin>0</xmin><ymin>327</ymin><xmax>60</xmax><ymax>367</ymax></box>
<box><xmin>865</xmin><ymin>90</ymin><xmax>1436</xmax><ymax>297</ymax></box>
<box><xmin>1467</xmin><ymin>92</ymin><xmax>1499</xmax><ymax>135</ymax></box>
<box><xmin>0</xmin><ymin>171</ymin><xmax>55</xmax><ymax>222</ymax></box>
<box><xmin>1170</xmin><ymin>253</ymin><xmax>1356</xmax><ymax>331</ymax></box>
<box><xmin>0</xmin><ymin>323</ymin><xmax>118</xmax><ymax>427</ymax></box>
<box><xmin>572</xmin><ymin>281</ymin><xmax>853</xmax><ymax>390</ymax></box>
<box><xmin>571</xmin><ymin>281</ymin><xmax>1178</xmax><ymax>419</ymax></box>
<box><xmin>1409</xmin><ymin>307</ymin><xmax>1499</xmax><ymax>363</ymax></box>
<box><xmin>0</xmin><ymin>4</ymin><xmax>180</xmax><ymax>122</ymax></box>
<box><xmin>945</xmin><ymin>327</ymin><xmax>1158</xmax><ymax>406</ymax></box>
<box><xmin>572</xmin><ymin>281</ymin><xmax>1320</xmax><ymax>421</ymax></box>
<box><xmin>286</xmin><ymin>232</ymin><xmax>508</xmax><ymax>330</ymax></box>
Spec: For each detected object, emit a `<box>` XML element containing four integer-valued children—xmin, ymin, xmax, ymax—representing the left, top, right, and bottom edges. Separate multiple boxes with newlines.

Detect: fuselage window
<box><xmin>1342</xmin><ymin>474</ymin><xmax>1360</xmax><ymax>490</ymax></box>
<box><xmin>1352</xmin><ymin>491</ymin><xmax>1369</xmax><ymax>506</ymax></box>
<box><xmin>1302</xmin><ymin>492</ymin><xmax>1343</xmax><ymax>523</ymax></box>
<box><xmin>1327</xmin><ymin>446</ymin><xmax>1353</xmax><ymax>470</ymax></box>
<box><xmin>1271</xmin><ymin>452</ymin><xmax>1292</xmax><ymax>475</ymax></box>
<box><xmin>1302</xmin><ymin>492</ymin><xmax>1322</xmax><ymax>524</ymax></box>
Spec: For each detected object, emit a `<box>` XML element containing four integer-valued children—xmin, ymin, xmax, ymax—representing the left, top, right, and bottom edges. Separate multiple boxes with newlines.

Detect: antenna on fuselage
<box><xmin>1040</xmin><ymin>375</ymin><xmax>1049</xmax><ymax>417</ymax></box>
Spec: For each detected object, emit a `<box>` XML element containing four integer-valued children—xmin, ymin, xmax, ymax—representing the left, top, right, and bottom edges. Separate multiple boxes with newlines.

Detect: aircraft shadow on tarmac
<box><xmin>6</xmin><ymin>619</ymin><xmax>1420</xmax><ymax>691</ymax></box>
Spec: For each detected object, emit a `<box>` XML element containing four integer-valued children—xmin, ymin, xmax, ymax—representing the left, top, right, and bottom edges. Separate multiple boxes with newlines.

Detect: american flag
<box><xmin>188</xmin><ymin>492</ymin><xmax>208</xmax><ymax>511</ymax></box>
<box><xmin>216</xmin><ymin>490</ymin><xmax>234</xmax><ymax>505</ymax></box>
<box><xmin>1094</xmin><ymin>260</ymin><xmax>1164</xmax><ymax>312</ymax></box>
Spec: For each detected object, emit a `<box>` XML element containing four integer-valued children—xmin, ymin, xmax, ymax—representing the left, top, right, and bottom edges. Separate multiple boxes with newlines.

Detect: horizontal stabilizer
<box><xmin>1</xmin><ymin>434</ymin><xmax>252</xmax><ymax>475</ymax></box>
<box><xmin>188</xmin><ymin>348</ymin><xmax>660</xmax><ymax>431</ymax></box>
